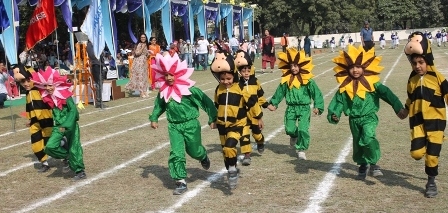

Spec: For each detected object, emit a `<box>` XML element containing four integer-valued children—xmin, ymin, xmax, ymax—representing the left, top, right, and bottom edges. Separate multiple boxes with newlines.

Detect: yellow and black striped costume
<box><xmin>215</xmin><ymin>82</ymin><xmax>263</xmax><ymax>168</ymax></box>
<box><xmin>404</xmin><ymin>32</ymin><xmax>448</xmax><ymax>177</ymax></box>
<box><xmin>26</xmin><ymin>88</ymin><xmax>53</xmax><ymax>163</ymax></box>
<box><xmin>406</xmin><ymin>68</ymin><xmax>448</xmax><ymax>176</ymax></box>
<box><xmin>238</xmin><ymin>73</ymin><xmax>268</xmax><ymax>153</ymax></box>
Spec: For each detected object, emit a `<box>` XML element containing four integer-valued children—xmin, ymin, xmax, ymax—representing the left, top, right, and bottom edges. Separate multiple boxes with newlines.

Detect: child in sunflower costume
<box><xmin>13</xmin><ymin>64</ymin><xmax>53</xmax><ymax>173</ymax></box>
<box><xmin>211</xmin><ymin>49</ymin><xmax>263</xmax><ymax>189</ymax></box>
<box><xmin>149</xmin><ymin>53</ymin><xmax>217</xmax><ymax>195</ymax></box>
<box><xmin>31</xmin><ymin>67</ymin><xmax>86</xmax><ymax>180</ymax></box>
<box><xmin>327</xmin><ymin>45</ymin><xmax>406</xmax><ymax>180</ymax></box>
<box><xmin>234</xmin><ymin>50</ymin><xmax>273</xmax><ymax>166</ymax></box>
<box><xmin>267</xmin><ymin>48</ymin><xmax>324</xmax><ymax>160</ymax></box>
<box><xmin>402</xmin><ymin>31</ymin><xmax>448</xmax><ymax>198</ymax></box>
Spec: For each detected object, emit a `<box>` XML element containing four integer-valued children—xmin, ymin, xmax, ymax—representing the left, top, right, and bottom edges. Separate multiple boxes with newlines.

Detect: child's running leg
<box><xmin>183</xmin><ymin>120</ymin><xmax>210</xmax><ymax>170</ymax></box>
<box><xmin>239</xmin><ymin>125</ymin><xmax>252</xmax><ymax>166</ymax></box>
<box><xmin>251</xmin><ymin>123</ymin><xmax>265</xmax><ymax>154</ymax></box>
<box><xmin>218</xmin><ymin>125</ymin><xmax>242</xmax><ymax>189</ymax></box>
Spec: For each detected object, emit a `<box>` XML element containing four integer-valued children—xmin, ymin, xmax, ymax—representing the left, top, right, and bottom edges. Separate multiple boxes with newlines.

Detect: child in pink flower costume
<box><xmin>32</xmin><ymin>67</ymin><xmax>86</xmax><ymax>180</ymax></box>
<box><xmin>149</xmin><ymin>52</ymin><xmax>217</xmax><ymax>195</ymax></box>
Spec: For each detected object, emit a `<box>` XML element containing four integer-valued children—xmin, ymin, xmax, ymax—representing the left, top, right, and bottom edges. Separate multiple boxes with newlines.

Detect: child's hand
<box><xmin>25</xmin><ymin>120</ymin><xmax>31</xmax><ymax>127</ymax></box>
<box><xmin>258</xmin><ymin>119</ymin><xmax>264</xmax><ymax>130</ymax></box>
<box><xmin>397</xmin><ymin>108</ymin><xmax>408</xmax><ymax>120</ymax></box>
<box><xmin>151</xmin><ymin>122</ymin><xmax>158</xmax><ymax>129</ymax></box>
<box><xmin>59</xmin><ymin>127</ymin><xmax>65</xmax><ymax>133</ymax></box>
<box><xmin>209</xmin><ymin>122</ymin><xmax>216</xmax><ymax>129</ymax></box>
<box><xmin>267</xmin><ymin>104</ymin><xmax>276</xmax><ymax>111</ymax></box>
<box><xmin>331</xmin><ymin>114</ymin><xmax>339</xmax><ymax>122</ymax></box>
<box><xmin>312</xmin><ymin>108</ymin><xmax>319</xmax><ymax>115</ymax></box>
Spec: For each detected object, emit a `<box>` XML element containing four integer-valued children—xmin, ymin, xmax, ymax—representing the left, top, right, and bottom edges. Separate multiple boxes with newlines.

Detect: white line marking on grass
<box><xmin>14</xmin><ymin>124</ymin><xmax>210</xmax><ymax>213</ymax></box>
<box><xmin>158</xmin><ymin>125</ymin><xmax>286</xmax><ymax>213</ymax></box>
<box><xmin>382</xmin><ymin>54</ymin><xmax>403</xmax><ymax>84</ymax></box>
<box><xmin>302</xmin><ymin>50</ymin><xmax>401</xmax><ymax>213</ymax></box>
<box><xmin>0</xmin><ymin>82</ymin><xmax>215</xmax><ymax>138</ymax></box>
<box><xmin>302</xmin><ymin>137</ymin><xmax>352</xmax><ymax>213</ymax></box>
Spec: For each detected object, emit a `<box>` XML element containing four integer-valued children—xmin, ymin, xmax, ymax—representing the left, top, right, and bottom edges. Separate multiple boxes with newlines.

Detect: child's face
<box><xmin>164</xmin><ymin>73</ymin><xmax>175</xmax><ymax>86</ymax></box>
<box><xmin>290</xmin><ymin>64</ymin><xmax>300</xmax><ymax>75</ymax></box>
<box><xmin>349</xmin><ymin>66</ymin><xmax>364</xmax><ymax>79</ymax></box>
<box><xmin>219</xmin><ymin>72</ymin><xmax>234</xmax><ymax>88</ymax></box>
<box><xmin>411</xmin><ymin>56</ymin><xmax>428</xmax><ymax>76</ymax></box>
<box><xmin>239</xmin><ymin>66</ymin><xmax>251</xmax><ymax>80</ymax></box>
<box><xmin>19</xmin><ymin>79</ymin><xmax>32</xmax><ymax>91</ymax></box>
<box><xmin>44</xmin><ymin>84</ymin><xmax>55</xmax><ymax>95</ymax></box>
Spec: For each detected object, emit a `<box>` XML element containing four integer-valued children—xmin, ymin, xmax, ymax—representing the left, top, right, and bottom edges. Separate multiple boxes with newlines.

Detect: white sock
<box><xmin>177</xmin><ymin>179</ymin><xmax>186</xmax><ymax>184</ymax></box>
<box><xmin>228</xmin><ymin>166</ymin><xmax>237</xmax><ymax>172</ymax></box>
<box><xmin>42</xmin><ymin>161</ymin><xmax>49</xmax><ymax>166</ymax></box>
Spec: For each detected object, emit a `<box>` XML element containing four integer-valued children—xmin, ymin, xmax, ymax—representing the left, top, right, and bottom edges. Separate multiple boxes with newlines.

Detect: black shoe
<box><xmin>173</xmin><ymin>182</ymin><xmax>187</xmax><ymax>195</ymax></box>
<box><xmin>38</xmin><ymin>165</ymin><xmax>51</xmax><ymax>173</ymax></box>
<box><xmin>73</xmin><ymin>171</ymin><xmax>87</xmax><ymax>181</ymax></box>
<box><xmin>62</xmin><ymin>159</ymin><xmax>70</xmax><ymax>173</ymax></box>
<box><xmin>257</xmin><ymin>144</ymin><xmax>265</xmax><ymax>154</ymax></box>
<box><xmin>95</xmin><ymin>103</ymin><xmax>108</xmax><ymax>108</ymax></box>
<box><xmin>200</xmin><ymin>156</ymin><xmax>210</xmax><ymax>170</ymax></box>
<box><xmin>356</xmin><ymin>164</ymin><xmax>368</xmax><ymax>180</ymax></box>
<box><xmin>425</xmin><ymin>182</ymin><xmax>438</xmax><ymax>198</ymax></box>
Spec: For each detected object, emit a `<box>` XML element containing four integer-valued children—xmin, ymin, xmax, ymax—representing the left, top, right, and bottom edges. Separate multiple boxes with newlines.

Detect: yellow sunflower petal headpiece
<box><xmin>277</xmin><ymin>48</ymin><xmax>314</xmax><ymax>89</ymax></box>
<box><xmin>332</xmin><ymin>45</ymin><xmax>383</xmax><ymax>100</ymax></box>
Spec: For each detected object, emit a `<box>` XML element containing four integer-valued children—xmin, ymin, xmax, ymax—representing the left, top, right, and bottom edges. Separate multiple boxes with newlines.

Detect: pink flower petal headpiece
<box><xmin>151</xmin><ymin>53</ymin><xmax>195</xmax><ymax>103</ymax></box>
<box><xmin>31</xmin><ymin>66</ymin><xmax>73</xmax><ymax>109</ymax></box>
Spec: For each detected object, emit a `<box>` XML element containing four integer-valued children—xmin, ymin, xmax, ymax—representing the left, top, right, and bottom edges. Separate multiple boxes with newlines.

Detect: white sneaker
<box><xmin>297</xmin><ymin>151</ymin><xmax>306</xmax><ymax>160</ymax></box>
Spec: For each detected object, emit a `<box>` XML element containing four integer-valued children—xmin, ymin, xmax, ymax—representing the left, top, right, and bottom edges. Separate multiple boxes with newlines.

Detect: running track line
<box><xmin>0</xmin><ymin>77</ymin><xmax>282</xmax><ymax>176</ymax></box>
<box><xmin>0</xmin><ymin>81</ymin><xmax>214</xmax><ymax>138</ymax></box>
<box><xmin>158</xmin><ymin>81</ymin><xmax>342</xmax><ymax>213</ymax></box>
<box><xmin>302</xmin><ymin>50</ymin><xmax>402</xmax><ymax>213</ymax></box>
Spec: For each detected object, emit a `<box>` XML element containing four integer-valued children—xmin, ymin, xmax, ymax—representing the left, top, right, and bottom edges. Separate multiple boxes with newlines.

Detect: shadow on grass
<box><xmin>267</xmin><ymin>142</ymin><xmax>425</xmax><ymax>193</ymax></box>
<box><xmin>0</xmin><ymin>113</ymin><xmax>20</xmax><ymax>120</ymax></box>
<box><xmin>140</xmin><ymin>164</ymin><xmax>232</xmax><ymax>194</ymax></box>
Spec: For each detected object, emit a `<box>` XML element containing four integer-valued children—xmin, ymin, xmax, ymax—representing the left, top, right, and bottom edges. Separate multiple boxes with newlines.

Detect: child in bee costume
<box><xmin>267</xmin><ymin>48</ymin><xmax>324</xmax><ymax>160</ymax></box>
<box><xmin>234</xmin><ymin>50</ymin><xmax>272</xmax><ymax>166</ymax></box>
<box><xmin>211</xmin><ymin>49</ymin><xmax>263</xmax><ymax>189</ymax></box>
<box><xmin>327</xmin><ymin>45</ymin><xmax>406</xmax><ymax>180</ymax></box>
<box><xmin>13</xmin><ymin>64</ymin><xmax>53</xmax><ymax>173</ymax></box>
<box><xmin>403</xmin><ymin>31</ymin><xmax>448</xmax><ymax>198</ymax></box>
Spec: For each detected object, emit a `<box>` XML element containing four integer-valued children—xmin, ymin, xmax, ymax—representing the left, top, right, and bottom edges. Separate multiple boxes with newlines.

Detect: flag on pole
<box><xmin>81</xmin><ymin>0</ymin><xmax>105</xmax><ymax>60</ymax></box>
<box><xmin>25</xmin><ymin>0</ymin><xmax>57</xmax><ymax>49</ymax></box>
<box><xmin>0</xmin><ymin>0</ymin><xmax>10</xmax><ymax>33</ymax></box>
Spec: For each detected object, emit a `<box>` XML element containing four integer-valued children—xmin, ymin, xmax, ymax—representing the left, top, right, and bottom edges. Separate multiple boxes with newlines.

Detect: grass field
<box><xmin>1</xmin><ymin>46</ymin><xmax>448</xmax><ymax>213</ymax></box>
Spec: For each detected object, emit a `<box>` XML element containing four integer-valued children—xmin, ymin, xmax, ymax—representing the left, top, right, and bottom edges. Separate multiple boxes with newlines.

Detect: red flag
<box><xmin>25</xmin><ymin>0</ymin><xmax>57</xmax><ymax>49</ymax></box>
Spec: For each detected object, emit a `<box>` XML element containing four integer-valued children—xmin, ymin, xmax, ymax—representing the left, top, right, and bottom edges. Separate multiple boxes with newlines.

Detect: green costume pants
<box><xmin>349</xmin><ymin>114</ymin><xmax>381</xmax><ymax>165</ymax></box>
<box><xmin>285</xmin><ymin>105</ymin><xmax>311</xmax><ymax>150</ymax></box>
<box><xmin>168</xmin><ymin>119</ymin><xmax>207</xmax><ymax>180</ymax></box>
<box><xmin>45</xmin><ymin>123</ymin><xmax>85</xmax><ymax>173</ymax></box>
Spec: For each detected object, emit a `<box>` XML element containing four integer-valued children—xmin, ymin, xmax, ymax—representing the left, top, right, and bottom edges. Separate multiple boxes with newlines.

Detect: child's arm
<box><xmin>308</xmin><ymin>79</ymin><xmax>324</xmax><ymax>115</ymax></box>
<box><xmin>60</xmin><ymin>97</ymin><xmax>79</xmax><ymax>130</ymax></box>
<box><xmin>149</xmin><ymin>93</ymin><xmax>166</xmax><ymax>129</ymax></box>
<box><xmin>327</xmin><ymin>92</ymin><xmax>345</xmax><ymax>124</ymax></box>
<box><xmin>268</xmin><ymin>83</ymin><xmax>286</xmax><ymax>110</ymax></box>
<box><xmin>375</xmin><ymin>83</ymin><xmax>405</xmax><ymax>114</ymax></box>
<box><xmin>191</xmin><ymin>87</ymin><xmax>217</xmax><ymax>125</ymax></box>
<box><xmin>256</xmin><ymin>79</ymin><xmax>269</xmax><ymax>108</ymax></box>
